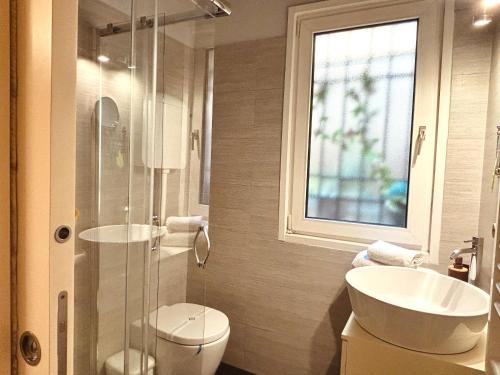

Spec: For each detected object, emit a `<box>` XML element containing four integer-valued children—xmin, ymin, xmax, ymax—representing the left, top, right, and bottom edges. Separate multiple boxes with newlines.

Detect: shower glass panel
<box><xmin>75</xmin><ymin>0</ymin><xmax>222</xmax><ymax>374</ymax></box>
<box><xmin>151</xmin><ymin>4</ymin><xmax>217</xmax><ymax>374</ymax></box>
<box><xmin>126</xmin><ymin>1</ymin><xmax>163</xmax><ymax>374</ymax></box>
<box><xmin>75</xmin><ymin>0</ymin><xmax>161</xmax><ymax>373</ymax></box>
<box><xmin>74</xmin><ymin>3</ymin><xmax>134</xmax><ymax>373</ymax></box>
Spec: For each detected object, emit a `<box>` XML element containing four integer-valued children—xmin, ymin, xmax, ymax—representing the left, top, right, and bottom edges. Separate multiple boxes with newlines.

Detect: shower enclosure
<box><xmin>73</xmin><ymin>1</ymin><xmax>227</xmax><ymax>373</ymax></box>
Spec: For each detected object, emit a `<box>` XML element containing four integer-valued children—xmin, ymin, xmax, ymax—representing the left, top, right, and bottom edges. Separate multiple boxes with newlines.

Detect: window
<box><xmin>189</xmin><ymin>48</ymin><xmax>214</xmax><ymax>217</ymax></box>
<box><xmin>280</xmin><ymin>0</ymin><xmax>445</xmax><ymax>252</ymax></box>
<box><xmin>199</xmin><ymin>48</ymin><xmax>214</xmax><ymax>206</ymax></box>
<box><xmin>308</xmin><ymin>20</ymin><xmax>417</xmax><ymax>228</ymax></box>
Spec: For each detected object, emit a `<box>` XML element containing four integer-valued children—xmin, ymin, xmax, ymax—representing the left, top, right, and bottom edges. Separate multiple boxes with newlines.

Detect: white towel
<box><xmin>166</xmin><ymin>216</ymin><xmax>203</xmax><ymax>233</ymax></box>
<box><xmin>469</xmin><ymin>255</ymin><xmax>477</xmax><ymax>283</ymax></box>
<box><xmin>367</xmin><ymin>240</ymin><xmax>425</xmax><ymax>267</ymax></box>
<box><xmin>352</xmin><ymin>250</ymin><xmax>384</xmax><ymax>268</ymax></box>
<box><xmin>161</xmin><ymin>231</ymin><xmax>196</xmax><ymax>248</ymax></box>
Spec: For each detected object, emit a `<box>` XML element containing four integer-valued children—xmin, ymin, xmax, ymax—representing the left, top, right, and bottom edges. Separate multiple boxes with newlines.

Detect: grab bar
<box><xmin>194</xmin><ymin>225</ymin><xmax>211</xmax><ymax>268</ymax></box>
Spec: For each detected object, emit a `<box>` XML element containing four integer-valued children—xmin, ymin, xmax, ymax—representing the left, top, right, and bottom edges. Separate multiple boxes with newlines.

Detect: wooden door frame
<box><xmin>15</xmin><ymin>0</ymin><xmax>77</xmax><ymax>373</ymax></box>
<box><xmin>0</xmin><ymin>0</ymin><xmax>12</xmax><ymax>373</ymax></box>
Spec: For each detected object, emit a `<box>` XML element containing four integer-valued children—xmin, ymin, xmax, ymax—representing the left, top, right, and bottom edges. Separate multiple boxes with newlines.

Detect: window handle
<box><xmin>412</xmin><ymin>126</ymin><xmax>426</xmax><ymax>166</ymax></box>
<box><xmin>191</xmin><ymin>129</ymin><xmax>200</xmax><ymax>158</ymax></box>
<box><xmin>491</xmin><ymin>124</ymin><xmax>500</xmax><ymax>190</ymax></box>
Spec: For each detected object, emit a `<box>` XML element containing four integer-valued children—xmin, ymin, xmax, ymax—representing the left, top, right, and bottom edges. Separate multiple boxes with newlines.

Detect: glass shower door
<box><xmin>125</xmin><ymin>1</ymin><xmax>164</xmax><ymax>374</ymax></box>
<box><xmin>150</xmin><ymin>5</ymin><xmax>218</xmax><ymax>374</ymax></box>
<box><xmin>74</xmin><ymin>0</ymin><xmax>162</xmax><ymax>373</ymax></box>
<box><xmin>74</xmin><ymin>14</ymin><xmax>136</xmax><ymax>375</ymax></box>
<box><xmin>75</xmin><ymin>1</ymin><xmax>225</xmax><ymax>374</ymax></box>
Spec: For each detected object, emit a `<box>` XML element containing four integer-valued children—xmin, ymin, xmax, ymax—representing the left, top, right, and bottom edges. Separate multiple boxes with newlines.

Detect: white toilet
<box><xmin>130</xmin><ymin>303</ymin><xmax>230</xmax><ymax>375</ymax></box>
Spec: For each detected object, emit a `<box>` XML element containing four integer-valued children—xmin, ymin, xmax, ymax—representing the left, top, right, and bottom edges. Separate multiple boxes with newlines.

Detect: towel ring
<box><xmin>194</xmin><ymin>225</ymin><xmax>211</xmax><ymax>269</ymax></box>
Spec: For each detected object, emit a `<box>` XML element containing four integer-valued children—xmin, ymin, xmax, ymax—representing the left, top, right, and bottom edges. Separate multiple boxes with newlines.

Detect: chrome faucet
<box><xmin>449</xmin><ymin>237</ymin><xmax>483</xmax><ymax>285</ymax></box>
<box><xmin>449</xmin><ymin>237</ymin><xmax>483</xmax><ymax>259</ymax></box>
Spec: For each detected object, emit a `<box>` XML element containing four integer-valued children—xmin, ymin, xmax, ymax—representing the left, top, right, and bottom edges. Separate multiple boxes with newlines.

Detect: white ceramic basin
<box><xmin>79</xmin><ymin>224</ymin><xmax>166</xmax><ymax>244</ymax></box>
<box><xmin>346</xmin><ymin>266</ymin><xmax>490</xmax><ymax>354</ymax></box>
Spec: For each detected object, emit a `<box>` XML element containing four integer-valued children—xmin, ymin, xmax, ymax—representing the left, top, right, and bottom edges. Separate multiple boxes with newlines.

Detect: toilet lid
<box><xmin>152</xmin><ymin>303</ymin><xmax>229</xmax><ymax>345</ymax></box>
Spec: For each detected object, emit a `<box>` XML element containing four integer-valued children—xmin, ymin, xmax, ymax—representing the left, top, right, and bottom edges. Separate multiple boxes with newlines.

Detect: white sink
<box><xmin>79</xmin><ymin>224</ymin><xmax>166</xmax><ymax>244</ymax></box>
<box><xmin>346</xmin><ymin>266</ymin><xmax>490</xmax><ymax>354</ymax></box>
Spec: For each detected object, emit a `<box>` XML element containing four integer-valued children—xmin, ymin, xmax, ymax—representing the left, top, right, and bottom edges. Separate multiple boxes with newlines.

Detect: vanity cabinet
<box><xmin>340</xmin><ymin>314</ymin><xmax>485</xmax><ymax>375</ymax></box>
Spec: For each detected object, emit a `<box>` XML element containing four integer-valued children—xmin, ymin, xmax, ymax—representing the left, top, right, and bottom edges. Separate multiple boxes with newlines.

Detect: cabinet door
<box><xmin>340</xmin><ymin>340</ymin><xmax>348</xmax><ymax>375</ymax></box>
<box><xmin>341</xmin><ymin>333</ymin><xmax>483</xmax><ymax>375</ymax></box>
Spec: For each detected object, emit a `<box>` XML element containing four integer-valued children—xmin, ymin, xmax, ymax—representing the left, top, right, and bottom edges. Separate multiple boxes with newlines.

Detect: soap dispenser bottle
<box><xmin>448</xmin><ymin>257</ymin><xmax>469</xmax><ymax>282</ymax></box>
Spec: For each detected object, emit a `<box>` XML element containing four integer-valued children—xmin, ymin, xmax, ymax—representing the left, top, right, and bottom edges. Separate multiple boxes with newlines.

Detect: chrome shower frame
<box><xmin>96</xmin><ymin>0</ymin><xmax>231</xmax><ymax>37</ymax></box>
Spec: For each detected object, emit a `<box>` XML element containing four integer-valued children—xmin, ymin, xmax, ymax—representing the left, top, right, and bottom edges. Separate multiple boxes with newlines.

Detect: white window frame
<box><xmin>279</xmin><ymin>0</ymin><xmax>454</xmax><ymax>261</ymax></box>
<box><xmin>188</xmin><ymin>48</ymin><xmax>214</xmax><ymax>219</ymax></box>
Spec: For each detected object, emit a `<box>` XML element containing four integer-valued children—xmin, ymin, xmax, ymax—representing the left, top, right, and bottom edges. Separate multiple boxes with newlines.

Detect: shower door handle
<box><xmin>194</xmin><ymin>225</ymin><xmax>210</xmax><ymax>269</ymax></box>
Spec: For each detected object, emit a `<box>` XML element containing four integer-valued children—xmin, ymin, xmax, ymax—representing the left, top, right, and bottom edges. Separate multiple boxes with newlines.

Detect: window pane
<box><xmin>199</xmin><ymin>48</ymin><xmax>214</xmax><ymax>205</ymax></box>
<box><xmin>306</xmin><ymin>20</ymin><xmax>417</xmax><ymax>227</ymax></box>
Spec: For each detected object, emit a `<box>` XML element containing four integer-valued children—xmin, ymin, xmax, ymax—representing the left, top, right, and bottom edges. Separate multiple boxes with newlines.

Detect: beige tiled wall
<box><xmin>479</xmin><ymin>23</ymin><xmax>500</xmax><ymax>294</ymax></box>
<box><xmin>439</xmin><ymin>8</ymin><xmax>494</xmax><ymax>273</ymax></box>
<box><xmin>484</xmin><ymin>23</ymin><xmax>500</xmax><ymax>367</ymax></box>
<box><xmin>202</xmin><ymin>36</ymin><xmax>354</xmax><ymax>374</ymax></box>
<box><xmin>203</xmin><ymin>7</ymin><xmax>496</xmax><ymax>375</ymax></box>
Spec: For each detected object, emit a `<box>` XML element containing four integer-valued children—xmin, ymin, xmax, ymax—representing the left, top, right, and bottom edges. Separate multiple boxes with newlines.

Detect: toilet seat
<box><xmin>153</xmin><ymin>303</ymin><xmax>229</xmax><ymax>346</ymax></box>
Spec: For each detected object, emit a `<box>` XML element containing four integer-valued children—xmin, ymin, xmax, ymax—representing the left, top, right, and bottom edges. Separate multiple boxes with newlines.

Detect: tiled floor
<box><xmin>216</xmin><ymin>363</ymin><xmax>255</xmax><ymax>375</ymax></box>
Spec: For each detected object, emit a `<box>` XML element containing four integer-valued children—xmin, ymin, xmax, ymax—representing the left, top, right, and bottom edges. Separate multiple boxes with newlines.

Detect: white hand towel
<box><xmin>166</xmin><ymin>216</ymin><xmax>203</xmax><ymax>233</ymax></box>
<box><xmin>367</xmin><ymin>240</ymin><xmax>425</xmax><ymax>267</ymax></box>
<box><xmin>352</xmin><ymin>250</ymin><xmax>384</xmax><ymax>268</ymax></box>
<box><xmin>162</xmin><ymin>231</ymin><xmax>197</xmax><ymax>248</ymax></box>
<box><xmin>469</xmin><ymin>255</ymin><xmax>477</xmax><ymax>282</ymax></box>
